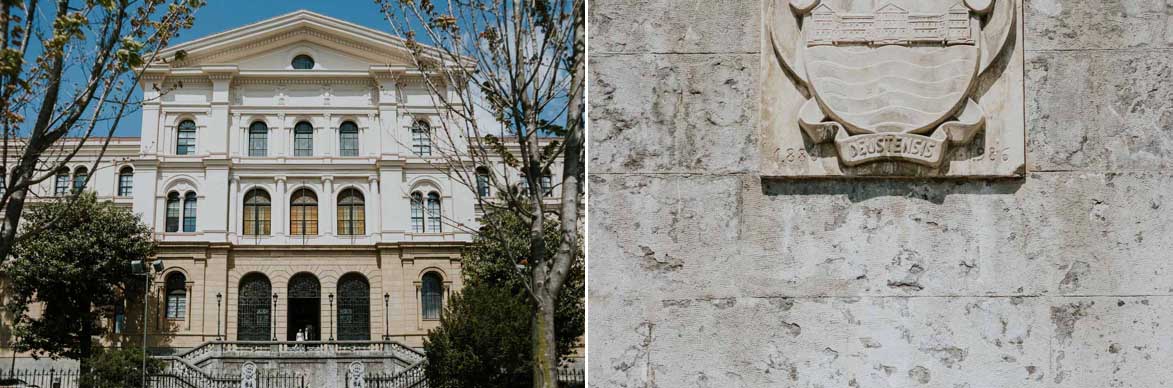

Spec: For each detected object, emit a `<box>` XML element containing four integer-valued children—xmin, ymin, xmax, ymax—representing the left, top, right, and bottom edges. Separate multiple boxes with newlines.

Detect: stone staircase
<box><xmin>153</xmin><ymin>340</ymin><xmax>427</xmax><ymax>388</ymax></box>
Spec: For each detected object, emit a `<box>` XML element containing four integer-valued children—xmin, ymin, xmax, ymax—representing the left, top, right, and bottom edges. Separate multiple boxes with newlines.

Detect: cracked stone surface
<box><xmin>589</xmin><ymin>0</ymin><xmax>1173</xmax><ymax>386</ymax></box>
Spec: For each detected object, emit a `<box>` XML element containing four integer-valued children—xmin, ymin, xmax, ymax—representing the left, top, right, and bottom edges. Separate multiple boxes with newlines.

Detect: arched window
<box><xmin>117</xmin><ymin>167</ymin><xmax>134</xmax><ymax>196</ymax></box>
<box><xmin>289</xmin><ymin>188</ymin><xmax>318</xmax><ymax>236</ymax></box>
<box><xmin>426</xmin><ymin>192</ymin><xmax>442</xmax><ymax>233</ymax></box>
<box><xmin>237</xmin><ymin>273</ymin><xmax>272</xmax><ymax>341</ymax></box>
<box><xmin>421</xmin><ymin>272</ymin><xmax>443</xmax><ymax>320</ymax></box>
<box><xmin>165</xmin><ymin>272</ymin><xmax>187</xmax><ymax>320</ymax></box>
<box><xmin>165</xmin><ymin>192</ymin><xmax>180</xmax><ymax>233</ymax></box>
<box><xmin>293</xmin><ymin>121</ymin><xmax>314</xmax><ymax>156</ymax></box>
<box><xmin>53</xmin><ymin>168</ymin><xmax>69</xmax><ymax>196</ymax></box>
<box><xmin>339</xmin><ymin>121</ymin><xmax>359</xmax><ymax>156</ymax></box>
<box><xmin>292</xmin><ymin>54</ymin><xmax>315</xmax><ymax>70</ymax></box>
<box><xmin>243</xmin><ymin>189</ymin><xmax>272</xmax><ymax>236</ymax></box>
<box><xmin>410</xmin><ymin>192</ymin><xmax>424</xmax><ymax>233</ymax></box>
<box><xmin>475</xmin><ymin>167</ymin><xmax>491</xmax><ymax>198</ymax></box>
<box><xmin>337</xmin><ymin>188</ymin><xmax>365</xmax><ymax>236</ymax></box>
<box><xmin>248</xmin><ymin>121</ymin><xmax>268</xmax><ymax>157</ymax></box>
<box><xmin>411</xmin><ymin>121</ymin><xmax>431</xmax><ymax>156</ymax></box>
<box><xmin>337</xmin><ymin>273</ymin><xmax>370</xmax><ymax>340</ymax></box>
<box><xmin>182</xmin><ymin>192</ymin><xmax>197</xmax><ymax>232</ymax></box>
<box><xmin>540</xmin><ymin>171</ymin><xmax>553</xmax><ymax>197</ymax></box>
<box><xmin>72</xmin><ymin>167</ymin><xmax>88</xmax><ymax>193</ymax></box>
<box><xmin>176</xmin><ymin>120</ymin><xmax>197</xmax><ymax>155</ymax></box>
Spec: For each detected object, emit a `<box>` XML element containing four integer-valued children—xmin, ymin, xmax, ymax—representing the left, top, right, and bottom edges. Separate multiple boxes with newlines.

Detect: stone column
<box><xmin>274</xmin><ymin>177</ymin><xmax>287</xmax><ymax>237</ymax></box>
<box><xmin>368</xmin><ymin>177</ymin><xmax>381</xmax><ymax>236</ymax></box>
<box><xmin>322</xmin><ymin>176</ymin><xmax>335</xmax><ymax>236</ymax></box>
<box><xmin>228</xmin><ymin>177</ymin><xmax>239</xmax><ymax>236</ymax></box>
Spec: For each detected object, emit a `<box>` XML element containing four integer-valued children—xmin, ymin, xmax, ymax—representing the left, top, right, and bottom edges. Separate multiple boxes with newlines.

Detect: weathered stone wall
<box><xmin>589</xmin><ymin>1</ymin><xmax>1173</xmax><ymax>386</ymax></box>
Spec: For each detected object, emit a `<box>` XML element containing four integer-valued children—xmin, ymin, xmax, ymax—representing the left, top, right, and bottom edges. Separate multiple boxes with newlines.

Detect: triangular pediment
<box><xmin>160</xmin><ymin>10</ymin><xmax>422</xmax><ymax>69</ymax></box>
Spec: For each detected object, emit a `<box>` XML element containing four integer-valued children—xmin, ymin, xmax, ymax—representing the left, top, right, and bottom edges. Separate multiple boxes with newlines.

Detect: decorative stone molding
<box><xmin>240</xmin><ymin>361</ymin><xmax>257</xmax><ymax>388</ymax></box>
<box><xmin>760</xmin><ymin>0</ymin><xmax>1024</xmax><ymax>177</ymax></box>
<box><xmin>347</xmin><ymin>361</ymin><xmax>365</xmax><ymax>388</ymax></box>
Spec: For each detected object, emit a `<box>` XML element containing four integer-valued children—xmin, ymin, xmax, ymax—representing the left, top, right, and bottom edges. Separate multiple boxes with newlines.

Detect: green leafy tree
<box><xmin>80</xmin><ymin>346</ymin><xmax>163</xmax><ymax>388</ymax></box>
<box><xmin>424</xmin><ymin>210</ymin><xmax>584</xmax><ymax>387</ymax></box>
<box><xmin>424</xmin><ymin>286</ymin><xmax>532</xmax><ymax>388</ymax></box>
<box><xmin>3</xmin><ymin>193</ymin><xmax>156</xmax><ymax>386</ymax></box>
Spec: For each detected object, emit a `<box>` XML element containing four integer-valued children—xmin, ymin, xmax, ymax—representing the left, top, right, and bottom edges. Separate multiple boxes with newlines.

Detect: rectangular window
<box><xmin>182</xmin><ymin>199</ymin><xmax>197</xmax><ymax>233</ymax></box>
<box><xmin>176</xmin><ymin>131</ymin><xmax>196</xmax><ymax>155</ymax></box>
<box><xmin>294</xmin><ymin>132</ymin><xmax>313</xmax><ymax>156</ymax></box>
<box><xmin>166</xmin><ymin>294</ymin><xmax>185</xmax><ymax>320</ymax></box>
<box><xmin>422</xmin><ymin>293</ymin><xmax>441</xmax><ymax>320</ymax></box>
<box><xmin>118</xmin><ymin>173</ymin><xmax>133</xmax><ymax>196</ymax></box>
<box><xmin>413</xmin><ymin>131</ymin><xmax>431</xmax><ymax>156</ymax></box>
<box><xmin>290</xmin><ymin>206</ymin><xmax>318</xmax><ymax>236</ymax></box>
<box><xmin>411</xmin><ymin>204</ymin><xmax>424</xmax><ymax>233</ymax></box>
<box><xmin>166</xmin><ymin>205</ymin><xmax>180</xmax><ymax>233</ymax></box>
<box><xmin>340</xmin><ymin>131</ymin><xmax>359</xmax><ymax>156</ymax></box>
<box><xmin>114</xmin><ymin>300</ymin><xmax>125</xmax><ymax>334</ymax></box>
<box><xmin>54</xmin><ymin>174</ymin><xmax>69</xmax><ymax>196</ymax></box>
<box><xmin>541</xmin><ymin>175</ymin><xmax>553</xmax><ymax>197</ymax></box>
<box><xmin>0</xmin><ymin>174</ymin><xmax>6</xmax><ymax>197</ymax></box>
<box><xmin>338</xmin><ymin>206</ymin><xmax>366</xmax><ymax>235</ymax></box>
<box><xmin>248</xmin><ymin>131</ymin><xmax>268</xmax><ymax>157</ymax></box>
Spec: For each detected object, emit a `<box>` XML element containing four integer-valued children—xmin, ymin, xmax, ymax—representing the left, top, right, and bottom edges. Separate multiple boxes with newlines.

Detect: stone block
<box><xmin>1026</xmin><ymin>0</ymin><xmax>1173</xmax><ymax>51</ymax></box>
<box><xmin>589</xmin><ymin>54</ymin><xmax>759</xmax><ymax>174</ymax></box>
<box><xmin>1026</xmin><ymin>50</ymin><xmax>1173</xmax><ymax>171</ymax></box>
<box><xmin>589</xmin><ymin>0</ymin><xmax>760</xmax><ymax>54</ymax></box>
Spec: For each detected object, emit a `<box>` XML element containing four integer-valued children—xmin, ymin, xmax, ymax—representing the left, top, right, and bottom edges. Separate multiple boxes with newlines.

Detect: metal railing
<box><xmin>0</xmin><ymin>368</ymin><xmax>79</xmax><ymax>388</ymax></box>
<box><xmin>147</xmin><ymin>368</ymin><xmax>304</xmax><ymax>388</ymax></box>
<box><xmin>362</xmin><ymin>359</ymin><xmax>427</xmax><ymax>388</ymax></box>
<box><xmin>361</xmin><ymin>363</ymin><xmax>585</xmax><ymax>388</ymax></box>
<box><xmin>174</xmin><ymin>340</ymin><xmax>425</xmax><ymax>366</ymax></box>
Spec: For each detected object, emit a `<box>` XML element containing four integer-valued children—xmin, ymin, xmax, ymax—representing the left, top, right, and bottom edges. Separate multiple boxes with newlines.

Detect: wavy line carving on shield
<box><xmin>773</xmin><ymin>0</ymin><xmax>1014</xmax><ymax>168</ymax></box>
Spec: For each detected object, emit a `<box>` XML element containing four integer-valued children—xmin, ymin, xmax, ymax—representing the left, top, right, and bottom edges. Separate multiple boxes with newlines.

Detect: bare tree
<box><xmin>0</xmin><ymin>0</ymin><xmax>203</xmax><ymax>261</ymax></box>
<box><xmin>377</xmin><ymin>0</ymin><xmax>585</xmax><ymax>386</ymax></box>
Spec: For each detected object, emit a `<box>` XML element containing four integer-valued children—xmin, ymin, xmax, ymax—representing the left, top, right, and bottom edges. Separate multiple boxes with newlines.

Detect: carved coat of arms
<box><xmin>767</xmin><ymin>0</ymin><xmax>1019</xmax><ymax>170</ymax></box>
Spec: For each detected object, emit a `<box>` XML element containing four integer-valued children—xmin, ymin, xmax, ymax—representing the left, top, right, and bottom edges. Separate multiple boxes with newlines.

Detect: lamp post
<box><xmin>271</xmin><ymin>293</ymin><xmax>278</xmax><ymax>341</ymax></box>
<box><xmin>383</xmin><ymin>293</ymin><xmax>390</xmax><ymax>340</ymax></box>
<box><xmin>131</xmin><ymin>259</ymin><xmax>163</xmax><ymax>388</ymax></box>
<box><xmin>216</xmin><ymin>292</ymin><xmax>222</xmax><ymax>341</ymax></box>
<box><xmin>328</xmin><ymin>293</ymin><xmax>334</xmax><ymax>341</ymax></box>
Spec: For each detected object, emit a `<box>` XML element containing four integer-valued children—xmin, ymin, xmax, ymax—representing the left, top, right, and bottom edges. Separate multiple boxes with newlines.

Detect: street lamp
<box><xmin>271</xmin><ymin>293</ymin><xmax>278</xmax><ymax>341</ymax></box>
<box><xmin>130</xmin><ymin>259</ymin><xmax>163</xmax><ymax>388</ymax></box>
<box><xmin>383</xmin><ymin>293</ymin><xmax>390</xmax><ymax>340</ymax></box>
<box><xmin>328</xmin><ymin>293</ymin><xmax>334</xmax><ymax>341</ymax></box>
<box><xmin>216</xmin><ymin>292</ymin><xmax>223</xmax><ymax>341</ymax></box>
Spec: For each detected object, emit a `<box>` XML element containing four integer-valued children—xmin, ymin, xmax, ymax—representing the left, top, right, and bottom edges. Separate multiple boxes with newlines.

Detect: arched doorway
<box><xmin>287</xmin><ymin>273</ymin><xmax>321</xmax><ymax>341</ymax></box>
<box><xmin>238</xmin><ymin>273</ymin><xmax>271</xmax><ymax>341</ymax></box>
<box><xmin>337</xmin><ymin>273</ymin><xmax>370</xmax><ymax>340</ymax></box>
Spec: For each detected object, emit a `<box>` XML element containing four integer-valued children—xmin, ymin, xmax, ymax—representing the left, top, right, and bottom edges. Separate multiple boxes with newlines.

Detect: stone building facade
<box><xmin>590</xmin><ymin>0</ymin><xmax>1173</xmax><ymax>387</ymax></box>
<box><xmin>1</xmin><ymin>10</ymin><xmax>555</xmax><ymax>368</ymax></box>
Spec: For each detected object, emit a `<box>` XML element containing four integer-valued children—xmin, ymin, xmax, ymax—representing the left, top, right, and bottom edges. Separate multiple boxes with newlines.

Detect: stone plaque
<box><xmin>760</xmin><ymin>0</ymin><xmax>1024</xmax><ymax>177</ymax></box>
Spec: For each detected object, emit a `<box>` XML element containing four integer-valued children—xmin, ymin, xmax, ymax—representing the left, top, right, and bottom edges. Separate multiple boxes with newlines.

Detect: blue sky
<box><xmin>113</xmin><ymin>1</ymin><xmax>399</xmax><ymax>136</ymax></box>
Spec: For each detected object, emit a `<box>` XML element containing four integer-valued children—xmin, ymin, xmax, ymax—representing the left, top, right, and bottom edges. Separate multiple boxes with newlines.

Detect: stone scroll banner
<box><xmin>760</xmin><ymin>0</ymin><xmax>1025</xmax><ymax>177</ymax></box>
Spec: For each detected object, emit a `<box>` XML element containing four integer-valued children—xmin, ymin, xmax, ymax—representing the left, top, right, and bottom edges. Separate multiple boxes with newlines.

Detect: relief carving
<box><xmin>762</xmin><ymin>0</ymin><xmax>1023</xmax><ymax>177</ymax></box>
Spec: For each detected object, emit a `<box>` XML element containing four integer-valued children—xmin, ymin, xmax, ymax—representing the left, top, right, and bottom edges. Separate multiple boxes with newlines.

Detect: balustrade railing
<box><xmin>174</xmin><ymin>340</ymin><xmax>425</xmax><ymax>366</ymax></box>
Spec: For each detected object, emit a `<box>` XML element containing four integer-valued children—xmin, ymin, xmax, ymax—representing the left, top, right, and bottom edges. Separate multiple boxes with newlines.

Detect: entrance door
<box><xmin>287</xmin><ymin>273</ymin><xmax>321</xmax><ymax>341</ymax></box>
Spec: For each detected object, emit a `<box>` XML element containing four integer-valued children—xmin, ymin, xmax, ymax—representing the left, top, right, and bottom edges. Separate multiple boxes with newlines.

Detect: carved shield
<box><xmin>769</xmin><ymin>0</ymin><xmax>1017</xmax><ymax>168</ymax></box>
<box><xmin>803</xmin><ymin>1</ymin><xmax>980</xmax><ymax>136</ymax></box>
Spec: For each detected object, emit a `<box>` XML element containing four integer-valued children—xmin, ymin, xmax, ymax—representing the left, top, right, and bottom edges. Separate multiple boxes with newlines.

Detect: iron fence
<box><xmin>362</xmin><ymin>368</ymin><xmax>585</xmax><ymax>388</ymax></box>
<box><xmin>0</xmin><ymin>368</ymin><xmax>305</xmax><ymax>388</ymax></box>
<box><xmin>147</xmin><ymin>369</ymin><xmax>305</xmax><ymax>388</ymax></box>
<box><xmin>0</xmin><ymin>368</ymin><xmax>79</xmax><ymax>388</ymax></box>
<box><xmin>557</xmin><ymin>368</ymin><xmax>585</xmax><ymax>388</ymax></box>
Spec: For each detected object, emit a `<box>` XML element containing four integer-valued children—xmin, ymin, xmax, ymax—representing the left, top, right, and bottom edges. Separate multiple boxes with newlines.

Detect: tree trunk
<box><xmin>532</xmin><ymin>290</ymin><xmax>558</xmax><ymax>388</ymax></box>
<box><xmin>78</xmin><ymin>300</ymin><xmax>94</xmax><ymax>388</ymax></box>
